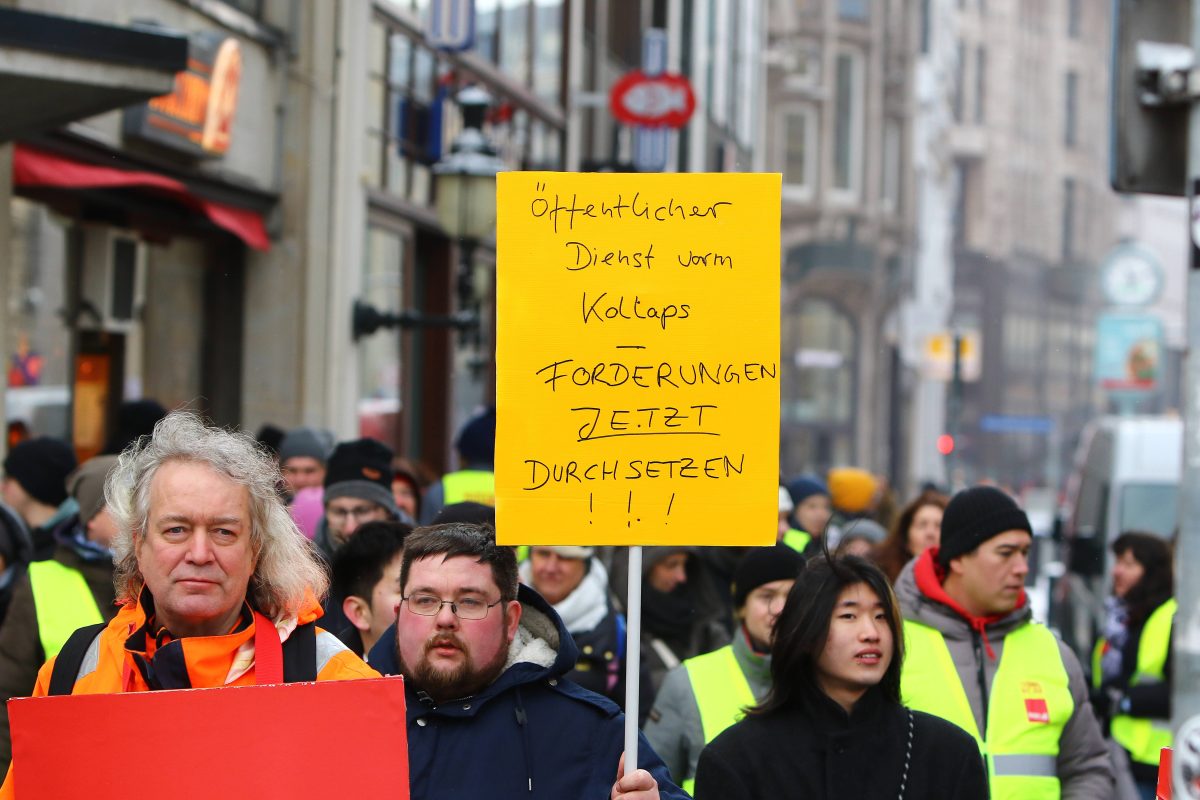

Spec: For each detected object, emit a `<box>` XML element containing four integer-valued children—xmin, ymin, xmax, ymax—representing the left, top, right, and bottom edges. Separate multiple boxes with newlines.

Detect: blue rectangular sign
<box><xmin>979</xmin><ymin>415</ymin><xmax>1054</xmax><ymax>435</ymax></box>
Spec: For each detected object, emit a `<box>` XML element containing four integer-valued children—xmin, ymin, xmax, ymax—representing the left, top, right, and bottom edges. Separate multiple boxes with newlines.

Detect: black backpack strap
<box><xmin>48</xmin><ymin>622</ymin><xmax>107</xmax><ymax>696</ymax></box>
<box><xmin>281</xmin><ymin>621</ymin><xmax>317</xmax><ymax>683</ymax></box>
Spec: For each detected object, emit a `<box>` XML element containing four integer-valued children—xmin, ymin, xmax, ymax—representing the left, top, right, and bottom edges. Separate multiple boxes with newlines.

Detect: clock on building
<box><xmin>1100</xmin><ymin>245</ymin><xmax>1163</xmax><ymax>307</ymax></box>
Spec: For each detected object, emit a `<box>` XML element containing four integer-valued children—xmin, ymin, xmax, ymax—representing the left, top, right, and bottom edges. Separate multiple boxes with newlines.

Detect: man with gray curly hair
<box><xmin>0</xmin><ymin>411</ymin><xmax>379</xmax><ymax>791</ymax></box>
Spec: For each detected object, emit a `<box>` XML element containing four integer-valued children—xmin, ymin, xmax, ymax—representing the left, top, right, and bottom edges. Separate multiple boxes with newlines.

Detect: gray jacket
<box><xmin>643</xmin><ymin>629</ymin><xmax>772</xmax><ymax>787</ymax></box>
<box><xmin>895</xmin><ymin>556</ymin><xmax>1114</xmax><ymax>800</ymax></box>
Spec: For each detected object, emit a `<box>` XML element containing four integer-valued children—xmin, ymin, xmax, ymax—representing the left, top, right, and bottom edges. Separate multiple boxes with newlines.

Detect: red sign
<box><xmin>10</xmin><ymin>678</ymin><xmax>408</xmax><ymax>798</ymax></box>
<box><xmin>609</xmin><ymin>70</ymin><xmax>695</xmax><ymax>128</ymax></box>
<box><xmin>1024</xmin><ymin>697</ymin><xmax>1050</xmax><ymax>724</ymax></box>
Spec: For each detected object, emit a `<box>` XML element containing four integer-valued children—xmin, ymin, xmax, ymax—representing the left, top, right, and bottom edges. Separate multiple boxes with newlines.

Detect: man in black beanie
<box><xmin>644</xmin><ymin>544</ymin><xmax>804</xmax><ymax>793</ymax></box>
<box><xmin>315</xmin><ymin>438</ymin><xmax>401</xmax><ymax>561</ymax></box>
<box><xmin>1</xmin><ymin>438</ymin><xmax>77</xmax><ymax>560</ymax></box>
<box><xmin>894</xmin><ymin>485</ymin><xmax>1113</xmax><ymax>799</ymax></box>
<box><xmin>314</xmin><ymin>438</ymin><xmax>403</xmax><ymax>640</ymax></box>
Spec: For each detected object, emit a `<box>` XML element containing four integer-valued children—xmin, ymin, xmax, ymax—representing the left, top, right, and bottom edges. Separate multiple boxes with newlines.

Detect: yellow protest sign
<box><xmin>495</xmin><ymin>172</ymin><xmax>780</xmax><ymax>546</ymax></box>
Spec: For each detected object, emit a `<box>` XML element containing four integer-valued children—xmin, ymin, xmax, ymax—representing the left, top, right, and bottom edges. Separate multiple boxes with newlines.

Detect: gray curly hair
<box><xmin>107</xmin><ymin>411</ymin><xmax>328</xmax><ymax>619</ymax></box>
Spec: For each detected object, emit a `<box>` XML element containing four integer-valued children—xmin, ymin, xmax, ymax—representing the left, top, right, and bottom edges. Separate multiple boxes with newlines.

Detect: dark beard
<box><xmin>399</xmin><ymin>630</ymin><xmax>510</xmax><ymax>703</ymax></box>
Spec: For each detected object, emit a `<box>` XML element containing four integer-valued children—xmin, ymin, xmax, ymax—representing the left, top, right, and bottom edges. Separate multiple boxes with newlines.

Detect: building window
<box><xmin>882</xmin><ymin>119</ymin><xmax>901</xmax><ymax>213</ymax></box>
<box><xmin>1068</xmin><ymin>0</ymin><xmax>1081</xmax><ymax>38</ymax></box>
<box><xmin>1062</xmin><ymin>178</ymin><xmax>1075</xmax><ymax>261</ymax></box>
<box><xmin>838</xmin><ymin>0</ymin><xmax>869</xmax><ymax>21</ymax></box>
<box><xmin>975</xmin><ymin>47</ymin><xmax>987</xmax><ymax>123</ymax></box>
<box><xmin>781</xmin><ymin>107</ymin><xmax>818</xmax><ymax>198</ymax></box>
<box><xmin>833</xmin><ymin>50</ymin><xmax>864</xmax><ymax>196</ymax></box>
<box><xmin>533</xmin><ymin>0</ymin><xmax>564</xmax><ymax>103</ymax></box>
<box><xmin>953</xmin><ymin>39</ymin><xmax>965</xmax><ymax>122</ymax></box>
<box><xmin>500</xmin><ymin>0</ymin><xmax>531</xmax><ymax>85</ymax></box>
<box><xmin>1065</xmin><ymin>71</ymin><xmax>1078</xmax><ymax>147</ymax></box>
<box><xmin>358</xmin><ymin>225</ymin><xmax>409</xmax><ymax>447</ymax></box>
<box><xmin>475</xmin><ymin>0</ymin><xmax>500</xmax><ymax>64</ymax></box>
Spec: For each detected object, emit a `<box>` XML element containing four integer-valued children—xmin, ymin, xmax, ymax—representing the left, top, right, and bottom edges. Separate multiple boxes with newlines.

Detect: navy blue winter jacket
<box><xmin>369</xmin><ymin>583</ymin><xmax>690</xmax><ymax>800</ymax></box>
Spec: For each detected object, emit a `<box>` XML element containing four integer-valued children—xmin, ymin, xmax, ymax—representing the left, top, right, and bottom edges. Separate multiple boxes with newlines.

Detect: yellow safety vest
<box><xmin>782</xmin><ymin>528</ymin><xmax>811</xmax><ymax>553</ymax></box>
<box><xmin>902</xmin><ymin>619</ymin><xmax>1072</xmax><ymax>800</ymax></box>
<box><xmin>681</xmin><ymin>645</ymin><xmax>756</xmax><ymax>795</ymax></box>
<box><xmin>28</xmin><ymin>560</ymin><xmax>104</xmax><ymax>659</ymax></box>
<box><xmin>442</xmin><ymin>470</ymin><xmax>495</xmax><ymax>506</ymax></box>
<box><xmin>1111</xmin><ymin>598</ymin><xmax>1176</xmax><ymax>767</ymax></box>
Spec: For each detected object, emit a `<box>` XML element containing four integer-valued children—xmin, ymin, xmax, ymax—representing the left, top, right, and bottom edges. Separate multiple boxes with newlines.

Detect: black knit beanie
<box><xmin>324</xmin><ymin>438</ymin><xmax>397</xmax><ymax>515</ymax></box>
<box><xmin>732</xmin><ymin>544</ymin><xmax>805</xmax><ymax>609</ymax></box>
<box><xmin>937</xmin><ymin>485</ymin><xmax>1032</xmax><ymax>567</ymax></box>
<box><xmin>2</xmin><ymin>437</ymin><xmax>77</xmax><ymax>507</ymax></box>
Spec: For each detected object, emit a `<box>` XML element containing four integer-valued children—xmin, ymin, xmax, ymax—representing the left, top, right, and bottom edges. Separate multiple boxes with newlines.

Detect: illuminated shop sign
<box><xmin>123</xmin><ymin>31</ymin><xmax>242</xmax><ymax>158</ymax></box>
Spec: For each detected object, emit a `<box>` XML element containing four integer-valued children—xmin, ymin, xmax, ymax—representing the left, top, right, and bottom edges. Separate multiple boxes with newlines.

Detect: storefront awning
<box><xmin>12</xmin><ymin>145</ymin><xmax>270</xmax><ymax>251</ymax></box>
<box><xmin>0</xmin><ymin>8</ymin><xmax>188</xmax><ymax>142</ymax></box>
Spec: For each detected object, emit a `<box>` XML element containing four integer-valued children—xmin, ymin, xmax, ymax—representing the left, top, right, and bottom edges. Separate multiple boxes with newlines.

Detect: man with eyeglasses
<box><xmin>315</xmin><ymin>439</ymin><xmax>405</xmax><ymax>640</ymax></box>
<box><xmin>315</xmin><ymin>439</ymin><xmax>402</xmax><ymax>562</ymax></box>
<box><xmin>368</xmin><ymin>523</ymin><xmax>687</xmax><ymax>800</ymax></box>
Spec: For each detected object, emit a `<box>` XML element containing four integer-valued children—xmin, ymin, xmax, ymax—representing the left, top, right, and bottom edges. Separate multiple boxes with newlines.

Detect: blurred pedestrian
<box><xmin>874</xmin><ymin>491</ymin><xmax>947</xmax><ymax>583</ymax></box>
<box><xmin>1</xmin><ymin>437</ymin><xmax>77</xmax><ymax>560</ymax></box>
<box><xmin>0</xmin><ymin>456</ymin><xmax>120</xmax><ymax>773</ymax></box>
<box><xmin>896</xmin><ymin>485</ymin><xmax>1114</xmax><ymax>799</ymax></box>
<box><xmin>1092</xmin><ymin>532</ymin><xmax>1174</xmax><ymax>800</ymax></box>
<box><xmin>693</xmin><ymin>555</ymin><xmax>986</xmax><ymax>799</ymax></box>
<box><xmin>330</xmin><ymin>520</ymin><xmax>410</xmax><ymax>658</ymax></box>
<box><xmin>644</xmin><ymin>544</ymin><xmax>803</xmax><ymax>793</ymax></box>
<box><xmin>637</xmin><ymin>546</ymin><xmax>727</xmax><ymax>692</ymax></box>
<box><xmin>419</xmin><ymin>406</ymin><xmax>495</xmax><ymax>524</ymax></box>
<box><xmin>520</xmin><ymin>545</ymin><xmax>651</xmax><ymax>717</ymax></box>
<box><xmin>835</xmin><ymin>518</ymin><xmax>887</xmax><ymax>559</ymax></box>
<box><xmin>278</xmin><ymin>426</ymin><xmax>334</xmax><ymax>499</ymax></box>
<box><xmin>781</xmin><ymin>474</ymin><xmax>832</xmax><ymax>556</ymax></box>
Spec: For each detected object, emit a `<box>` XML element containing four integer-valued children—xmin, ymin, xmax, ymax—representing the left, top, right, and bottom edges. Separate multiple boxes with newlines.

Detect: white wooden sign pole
<box><xmin>623</xmin><ymin>545</ymin><xmax>643</xmax><ymax>775</ymax></box>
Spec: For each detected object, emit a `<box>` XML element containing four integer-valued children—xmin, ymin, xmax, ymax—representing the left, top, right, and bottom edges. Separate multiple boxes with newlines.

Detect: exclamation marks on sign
<box><xmin>666</xmin><ymin>493</ymin><xmax>675</xmax><ymax>524</ymax></box>
<box><xmin>589</xmin><ymin>492</ymin><xmax>593</xmax><ymax>525</ymax></box>
<box><xmin>627</xmin><ymin>491</ymin><xmax>640</xmax><ymax>528</ymax></box>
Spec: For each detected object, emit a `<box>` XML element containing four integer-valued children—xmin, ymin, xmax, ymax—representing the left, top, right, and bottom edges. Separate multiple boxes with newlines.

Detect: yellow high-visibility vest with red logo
<box><xmin>902</xmin><ymin>619</ymin><xmax>1072</xmax><ymax>800</ymax></box>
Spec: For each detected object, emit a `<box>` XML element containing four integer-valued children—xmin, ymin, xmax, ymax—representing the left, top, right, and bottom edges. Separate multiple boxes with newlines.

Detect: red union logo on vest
<box><xmin>1024</xmin><ymin>697</ymin><xmax>1050</xmax><ymax>724</ymax></box>
<box><xmin>609</xmin><ymin>71</ymin><xmax>696</xmax><ymax>128</ymax></box>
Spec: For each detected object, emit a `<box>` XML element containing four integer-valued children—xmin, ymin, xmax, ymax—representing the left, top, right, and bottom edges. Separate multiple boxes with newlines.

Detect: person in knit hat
<box><xmin>645</xmin><ymin>544</ymin><xmax>804</xmax><ymax>793</ymax></box>
<box><xmin>315</xmin><ymin>438</ymin><xmax>403</xmax><ymax>640</ymax></box>
<box><xmin>278</xmin><ymin>426</ymin><xmax>334</xmax><ymax>496</ymax></box>
<box><xmin>419</xmin><ymin>406</ymin><xmax>495</xmax><ymax>525</ymax></box>
<box><xmin>781</xmin><ymin>474</ymin><xmax>832</xmax><ymax>556</ymax></box>
<box><xmin>0</xmin><ymin>455</ymin><xmax>121</xmax><ymax>774</ymax></box>
<box><xmin>895</xmin><ymin>485</ymin><xmax>1113</xmax><ymax>799</ymax></box>
<box><xmin>1</xmin><ymin>438</ymin><xmax>78</xmax><ymax>560</ymax></box>
<box><xmin>316</xmin><ymin>438</ymin><xmax>400</xmax><ymax>561</ymax></box>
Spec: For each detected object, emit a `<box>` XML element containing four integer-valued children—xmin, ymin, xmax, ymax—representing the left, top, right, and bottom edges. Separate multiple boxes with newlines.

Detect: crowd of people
<box><xmin>0</xmin><ymin>404</ymin><xmax>1178</xmax><ymax>798</ymax></box>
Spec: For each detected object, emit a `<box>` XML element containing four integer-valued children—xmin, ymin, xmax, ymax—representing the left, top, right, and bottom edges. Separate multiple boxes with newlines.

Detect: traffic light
<box><xmin>937</xmin><ymin>434</ymin><xmax>955</xmax><ymax>456</ymax></box>
<box><xmin>1111</xmin><ymin>0</ymin><xmax>1191</xmax><ymax>195</ymax></box>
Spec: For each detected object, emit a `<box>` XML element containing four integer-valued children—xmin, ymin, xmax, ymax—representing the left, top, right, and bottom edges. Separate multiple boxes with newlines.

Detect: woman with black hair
<box><xmin>1093</xmin><ymin>531</ymin><xmax>1175</xmax><ymax>800</ymax></box>
<box><xmin>693</xmin><ymin>555</ymin><xmax>986</xmax><ymax>799</ymax></box>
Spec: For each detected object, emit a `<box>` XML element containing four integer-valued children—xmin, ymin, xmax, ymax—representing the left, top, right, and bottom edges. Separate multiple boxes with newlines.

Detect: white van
<box><xmin>1054</xmin><ymin>416</ymin><xmax>1180</xmax><ymax>656</ymax></box>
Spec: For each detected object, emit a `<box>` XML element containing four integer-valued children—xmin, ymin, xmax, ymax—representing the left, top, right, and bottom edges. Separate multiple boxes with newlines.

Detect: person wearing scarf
<box><xmin>894</xmin><ymin>485</ymin><xmax>1113</xmax><ymax>800</ymax></box>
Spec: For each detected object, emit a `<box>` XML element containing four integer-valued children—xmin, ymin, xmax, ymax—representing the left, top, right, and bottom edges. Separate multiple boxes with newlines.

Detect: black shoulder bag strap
<box><xmin>47</xmin><ymin>622</ymin><xmax>107</xmax><ymax>696</ymax></box>
<box><xmin>281</xmin><ymin>621</ymin><xmax>318</xmax><ymax>683</ymax></box>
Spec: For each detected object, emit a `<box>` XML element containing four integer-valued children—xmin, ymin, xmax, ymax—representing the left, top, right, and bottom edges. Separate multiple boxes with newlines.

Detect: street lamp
<box><xmin>351</xmin><ymin>85</ymin><xmax>504</xmax><ymax>342</ymax></box>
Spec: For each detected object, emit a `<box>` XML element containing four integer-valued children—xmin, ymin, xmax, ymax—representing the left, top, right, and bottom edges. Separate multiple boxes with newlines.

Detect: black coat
<box><xmin>694</xmin><ymin>687</ymin><xmax>989</xmax><ymax>800</ymax></box>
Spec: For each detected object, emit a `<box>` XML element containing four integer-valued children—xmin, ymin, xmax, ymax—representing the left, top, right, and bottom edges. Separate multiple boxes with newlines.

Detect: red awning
<box><xmin>11</xmin><ymin>144</ymin><xmax>270</xmax><ymax>251</ymax></box>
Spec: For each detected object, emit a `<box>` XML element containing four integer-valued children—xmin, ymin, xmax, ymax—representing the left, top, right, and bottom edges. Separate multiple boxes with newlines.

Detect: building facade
<box><xmin>765</xmin><ymin>0</ymin><xmax>917</xmax><ymax>481</ymax></box>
